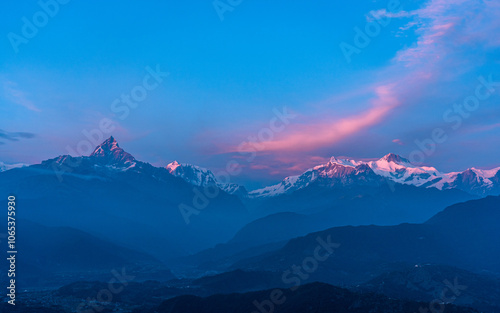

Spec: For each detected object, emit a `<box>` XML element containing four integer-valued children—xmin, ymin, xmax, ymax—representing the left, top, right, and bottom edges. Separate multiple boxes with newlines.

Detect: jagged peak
<box><xmin>90</xmin><ymin>136</ymin><xmax>119</xmax><ymax>156</ymax></box>
<box><xmin>355</xmin><ymin>163</ymin><xmax>372</xmax><ymax>171</ymax></box>
<box><xmin>380</xmin><ymin>153</ymin><xmax>411</xmax><ymax>164</ymax></box>
<box><xmin>328</xmin><ymin>156</ymin><xmax>360</xmax><ymax>167</ymax></box>
<box><xmin>166</xmin><ymin>161</ymin><xmax>181</xmax><ymax>172</ymax></box>
<box><xmin>89</xmin><ymin>136</ymin><xmax>135</xmax><ymax>164</ymax></box>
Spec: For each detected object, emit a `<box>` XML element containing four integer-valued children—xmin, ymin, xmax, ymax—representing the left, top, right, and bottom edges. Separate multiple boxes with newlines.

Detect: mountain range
<box><xmin>3</xmin><ymin>137</ymin><xmax>498</xmax><ymax>200</ymax></box>
<box><xmin>1</xmin><ymin>137</ymin><xmax>498</xmax><ymax>270</ymax></box>
<box><xmin>249</xmin><ymin>153</ymin><xmax>500</xmax><ymax>198</ymax></box>
<box><xmin>156</xmin><ymin>153</ymin><xmax>500</xmax><ymax>199</ymax></box>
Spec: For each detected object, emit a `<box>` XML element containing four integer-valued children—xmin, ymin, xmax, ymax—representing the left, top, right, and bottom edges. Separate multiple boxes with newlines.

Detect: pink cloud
<box><xmin>392</xmin><ymin>139</ymin><xmax>404</xmax><ymax>146</ymax></box>
<box><xmin>228</xmin><ymin>1</ymin><xmax>500</xmax><ymax>156</ymax></box>
<box><xmin>236</xmin><ymin>84</ymin><xmax>400</xmax><ymax>153</ymax></box>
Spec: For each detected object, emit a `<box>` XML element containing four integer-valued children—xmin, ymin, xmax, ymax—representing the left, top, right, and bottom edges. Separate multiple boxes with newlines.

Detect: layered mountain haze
<box><xmin>1</xmin><ymin>137</ymin><xmax>496</xmax><ymax>262</ymax></box>
<box><xmin>0</xmin><ymin>220</ymin><xmax>174</xmax><ymax>288</ymax></box>
<box><xmin>231</xmin><ymin>196</ymin><xmax>500</xmax><ymax>286</ymax></box>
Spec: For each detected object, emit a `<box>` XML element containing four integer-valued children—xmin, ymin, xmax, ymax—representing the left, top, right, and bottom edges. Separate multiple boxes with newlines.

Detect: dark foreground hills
<box><xmin>9</xmin><ymin>281</ymin><xmax>479</xmax><ymax>313</ymax></box>
<box><xmin>359</xmin><ymin>264</ymin><xmax>500</xmax><ymax>313</ymax></box>
<box><xmin>150</xmin><ymin>282</ymin><xmax>477</xmax><ymax>313</ymax></box>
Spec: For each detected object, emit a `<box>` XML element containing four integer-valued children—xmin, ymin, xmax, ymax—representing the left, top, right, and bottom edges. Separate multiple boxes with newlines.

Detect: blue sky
<box><xmin>1</xmin><ymin>0</ymin><xmax>499</xmax><ymax>188</ymax></box>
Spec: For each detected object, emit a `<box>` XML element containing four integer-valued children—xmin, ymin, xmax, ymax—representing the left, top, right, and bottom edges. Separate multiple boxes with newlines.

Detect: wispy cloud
<box><xmin>392</xmin><ymin>139</ymin><xmax>405</xmax><ymax>146</ymax></box>
<box><xmin>367</xmin><ymin>9</ymin><xmax>415</xmax><ymax>21</ymax></box>
<box><xmin>2</xmin><ymin>80</ymin><xmax>41</xmax><ymax>112</ymax></box>
<box><xmin>0</xmin><ymin>129</ymin><xmax>35</xmax><ymax>145</ymax></box>
<box><xmin>462</xmin><ymin>122</ymin><xmax>500</xmax><ymax>135</ymax></box>
<box><xmin>378</xmin><ymin>0</ymin><xmax>500</xmax><ymax>67</ymax></box>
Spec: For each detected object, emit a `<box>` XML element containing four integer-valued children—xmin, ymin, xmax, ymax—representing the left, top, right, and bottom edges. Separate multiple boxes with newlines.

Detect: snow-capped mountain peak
<box><xmin>379</xmin><ymin>153</ymin><xmax>411</xmax><ymax>164</ymax></box>
<box><xmin>90</xmin><ymin>136</ymin><xmax>136</xmax><ymax>165</ymax></box>
<box><xmin>249</xmin><ymin>159</ymin><xmax>381</xmax><ymax>198</ymax></box>
<box><xmin>166</xmin><ymin>160</ymin><xmax>181</xmax><ymax>172</ymax></box>
<box><xmin>469</xmin><ymin>167</ymin><xmax>500</xmax><ymax>178</ymax></box>
<box><xmin>328</xmin><ymin>156</ymin><xmax>361</xmax><ymax>167</ymax></box>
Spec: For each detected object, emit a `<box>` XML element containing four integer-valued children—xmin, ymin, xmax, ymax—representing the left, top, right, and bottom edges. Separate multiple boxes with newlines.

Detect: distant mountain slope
<box><xmin>177</xmin><ymin>187</ymin><xmax>477</xmax><ymax>273</ymax></box>
<box><xmin>229</xmin><ymin>212</ymin><xmax>316</xmax><ymax>246</ymax></box>
<box><xmin>0</xmin><ymin>220</ymin><xmax>174</xmax><ymax>288</ymax></box>
<box><xmin>172</xmin><ymin>240</ymin><xmax>287</xmax><ymax>276</ymax></box>
<box><xmin>249</xmin><ymin>154</ymin><xmax>500</xmax><ymax>198</ymax></box>
<box><xmin>231</xmin><ymin>182</ymin><xmax>475</xmax><ymax>247</ymax></box>
<box><xmin>246</xmin><ymin>181</ymin><xmax>475</xmax><ymax>228</ymax></box>
<box><xmin>152</xmin><ymin>282</ymin><xmax>477</xmax><ymax>313</ymax></box>
<box><xmin>191</xmin><ymin>269</ymin><xmax>287</xmax><ymax>294</ymax></box>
